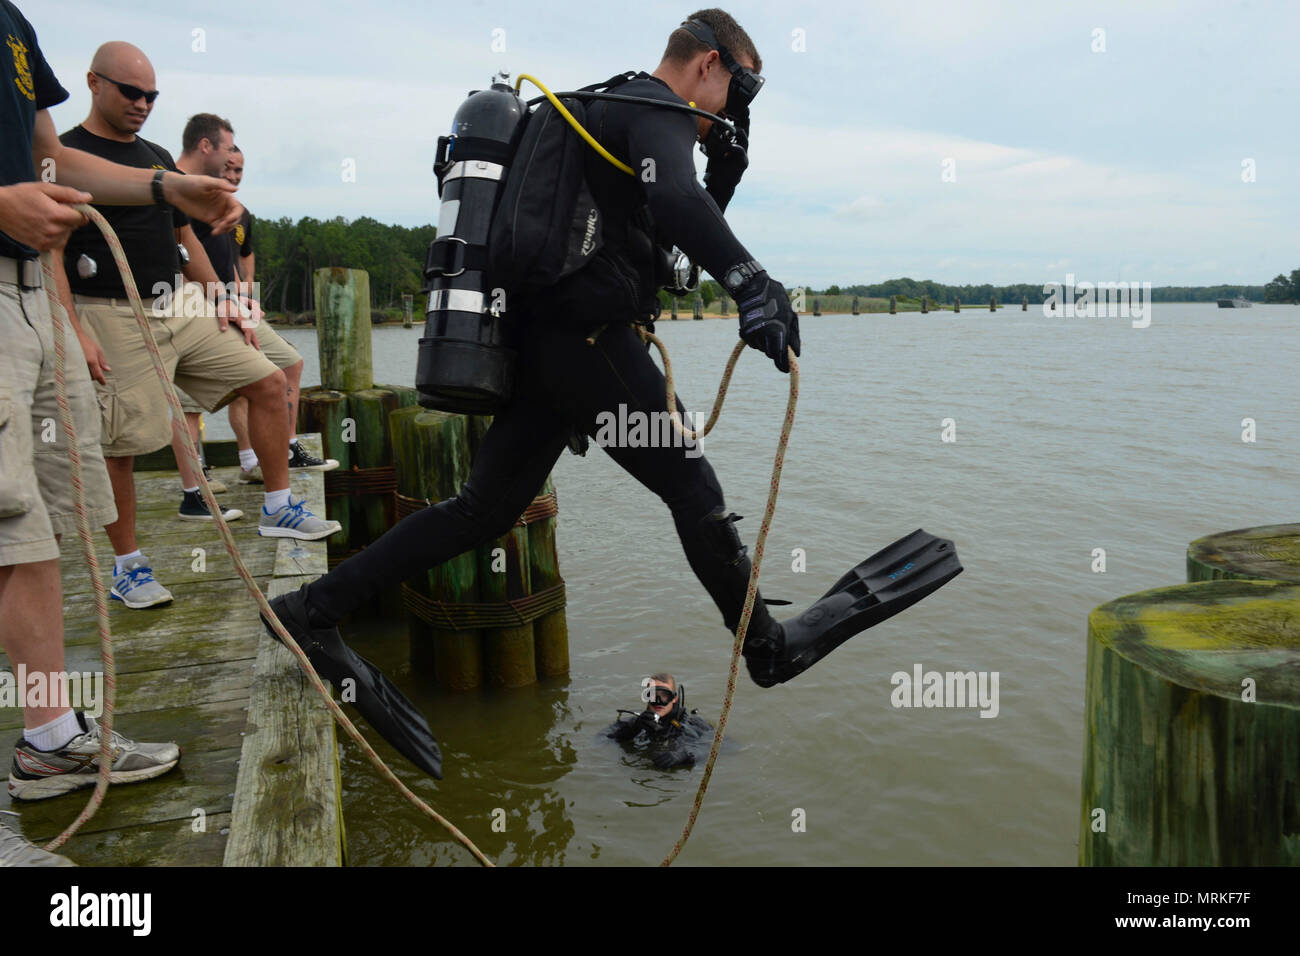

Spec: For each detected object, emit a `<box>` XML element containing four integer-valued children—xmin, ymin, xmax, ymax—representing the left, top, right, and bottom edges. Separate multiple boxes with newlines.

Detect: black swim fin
<box><xmin>261</xmin><ymin>584</ymin><xmax>443</xmax><ymax>779</ymax></box>
<box><xmin>744</xmin><ymin>529</ymin><xmax>962</xmax><ymax>687</ymax></box>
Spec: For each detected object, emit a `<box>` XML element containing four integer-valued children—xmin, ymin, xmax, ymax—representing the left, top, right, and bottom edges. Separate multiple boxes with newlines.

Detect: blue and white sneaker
<box><xmin>110</xmin><ymin>554</ymin><xmax>173</xmax><ymax>609</ymax></box>
<box><xmin>258</xmin><ymin>493</ymin><xmax>341</xmax><ymax>541</ymax></box>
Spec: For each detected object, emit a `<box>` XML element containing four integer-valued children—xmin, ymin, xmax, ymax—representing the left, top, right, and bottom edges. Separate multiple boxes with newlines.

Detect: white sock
<box><xmin>239</xmin><ymin>448</ymin><xmax>259</xmax><ymax>470</ymax></box>
<box><xmin>182</xmin><ymin>485</ymin><xmax>200</xmax><ymax>495</ymax></box>
<box><xmin>289</xmin><ymin>435</ymin><xmax>299</xmax><ymax>446</ymax></box>
<box><xmin>264</xmin><ymin>488</ymin><xmax>291</xmax><ymax>512</ymax></box>
<box><xmin>114</xmin><ymin>550</ymin><xmax>143</xmax><ymax>574</ymax></box>
<box><xmin>24</xmin><ymin>709</ymin><xmax>82</xmax><ymax>751</ymax></box>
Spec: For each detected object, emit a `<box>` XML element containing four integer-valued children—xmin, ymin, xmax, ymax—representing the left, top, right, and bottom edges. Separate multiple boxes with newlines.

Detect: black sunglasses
<box><xmin>93</xmin><ymin>72</ymin><xmax>159</xmax><ymax>105</ymax></box>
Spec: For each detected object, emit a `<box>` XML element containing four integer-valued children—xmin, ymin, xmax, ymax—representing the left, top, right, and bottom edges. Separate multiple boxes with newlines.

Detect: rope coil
<box><xmin>324</xmin><ymin>465</ymin><xmax>398</xmax><ymax>498</ymax></box>
<box><xmin>402</xmin><ymin>580</ymin><xmax>566</xmax><ymax>630</ymax></box>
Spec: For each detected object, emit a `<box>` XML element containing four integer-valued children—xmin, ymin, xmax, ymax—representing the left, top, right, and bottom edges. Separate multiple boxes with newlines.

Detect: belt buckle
<box><xmin>20</xmin><ymin>258</ymin><xmax>42</xmax><ymax>290</ymax></box>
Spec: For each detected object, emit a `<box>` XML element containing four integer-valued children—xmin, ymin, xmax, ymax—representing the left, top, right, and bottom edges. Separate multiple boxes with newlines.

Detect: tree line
<box><xmin>249</xmin><ymin>215</ymin><xmax>1290</xmax><ymax>313</ymax></box>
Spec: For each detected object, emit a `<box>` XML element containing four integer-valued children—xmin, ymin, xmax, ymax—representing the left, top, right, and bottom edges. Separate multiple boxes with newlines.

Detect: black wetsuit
<box><xmin>606</xmin><ymin>705</ymin><xmax>713</xmax><ymax>769</ymax></box>
<box><xmin>304</xmin><ymin>72</ymin><xmax>779</xmax><ymax>647</ymax></box>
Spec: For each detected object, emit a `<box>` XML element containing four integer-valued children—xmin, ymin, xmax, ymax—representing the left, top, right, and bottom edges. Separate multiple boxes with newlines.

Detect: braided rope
<box><xmin>640</xmin><ymin>334</ymin><xmax>799</xmax><ymax>867</ymax></box>
<box><xmin>52</xmin><ymin>206</ymin><xmax>493</xmax><ymax>867</ymax></box>
<box><xmin>39</xmin><ymin>251</ymin><xmax>116</xmax><ymax>852</ymax></box>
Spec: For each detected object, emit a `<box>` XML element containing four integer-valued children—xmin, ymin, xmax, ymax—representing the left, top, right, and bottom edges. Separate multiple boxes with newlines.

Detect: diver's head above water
<box><xmin>647</xmin><ymin>672</ymin><xmax>686</xmax><ymax>724</ymax></box>
<box><xmin>652</xmin><ymin>9</ymin><xmax>763</xmax><ymax>143</ymax></box>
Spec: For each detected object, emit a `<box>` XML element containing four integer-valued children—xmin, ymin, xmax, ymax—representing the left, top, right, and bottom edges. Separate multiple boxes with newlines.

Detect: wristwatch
<box><xmin>151</xmin><ymin>169</ymin><xmax>166</xmax><ymax>205</ymax></box>
<box><xmin>722</xmin><ymin>259</ymin><xmax>763</xmax><ymax>296</ymax></box>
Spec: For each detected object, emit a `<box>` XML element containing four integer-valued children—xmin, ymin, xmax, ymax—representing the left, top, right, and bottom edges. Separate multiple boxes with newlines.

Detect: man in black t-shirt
<box><xmin>54</xmin><ymin>41</ymin><xmax>339</xmax><ymax>613</ymax></box>
<box><xmin>175</xmin><ymin>119</ymin><xmax>328</xmax><ymax>483</ymax></box>
<box><xmin>0</xmin><ymin>0</ymin><xmax>245</xmax><ymax>865</ymax></box>
<box><xmin>224</xmin><ymin>146</ymin><xmax>254</xmax><ymax>282</ymax></box>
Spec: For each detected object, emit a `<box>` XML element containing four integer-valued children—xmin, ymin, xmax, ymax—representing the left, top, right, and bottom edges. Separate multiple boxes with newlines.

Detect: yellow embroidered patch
<box><xmin>7</xmin><ymin>34</ymin><xmax>34</xmax><ymax>101</ymax></box>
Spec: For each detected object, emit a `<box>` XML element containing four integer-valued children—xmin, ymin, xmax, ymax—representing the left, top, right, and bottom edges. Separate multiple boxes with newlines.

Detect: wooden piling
<box><xmin>1080</xmin><ymin>578</ymin><xmax>1300</xmax><ymax>865</ymax></box>
<box><xmin>954</xmin><ymin>297</ymin><xmax>960</xmax><ymax>313</ymax></box>
<box><xmin>1186</xmin><ymin>524</ymin><xmax>1300</xmax><ymax>584</ymax></box>
<box><xmin>528</xmin><ymin>475</ymin><xmax>568</xmax><ymax>678</ymax></box>
<box><xmin>852</xmin><ymin>295</ymin><xmax>859</xmax><ymax>315</ymax></box>
<box><xmin>1022</xmin><ymin>295</ymin><xmax>1028</xmax><ymax>311</ymax></box>
<box><xmin>670</xmin><ymin>297</ymin><xmax>678</xmax><ymax>320</ymax></box>
<box><xmin>990</xmin><ymin>296</ymin><xmax>997</xmax><ymax>312</ymax></box>
<box><xmin>314</xmin><ymin>268</ymin><xmax>373</xmax><ymax>391</ymax></box>
<box><xmin>813</xmin><ymin>297</ymin><xmax>821</xmax><ymax>316</ymax></box>
<box><xmin>298</xmin><ymin>387</ymin><xmax>353</xmax><ymax>549</ymax></box>
<box><xmin>402</xmin><ymin>293</ymin><xmax>413</xmax><ymax>329</ymax></box>
<box><xmin>389</xmin><ymin>408</ymin><xmax>482</xmax><ymax>689</ymax></box>
<box><xmin>920</xmin><ymin>296</ymin><xmax>928</xmax><ymax>314</ymax></box>
<box><xmin>693</xmin><ymin>295</ymin><xmax>702</xmax><ymax>320</ymax></box>
<box><xmin>889</xmin><ymin>295</ymin><xmax>897</xmax><ymax>315</ymax></box>
<box><xmin>347</xmin><ymin>388</ymin><xmax>401</xmax><ymax>547</ymax></box>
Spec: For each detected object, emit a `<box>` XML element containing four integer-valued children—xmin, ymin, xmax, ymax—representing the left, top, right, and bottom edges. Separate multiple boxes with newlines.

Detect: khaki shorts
<box><xmin>177</xmin><ymin>322</ymin><xmax>299</xmax><ymax>414</ymax></box>
<box><xmin>0</xmin><ymin>278</ymin><xmax>117</xmax><ymax>567</ymax></box>
<box><xmin>254</xmin><ymin>320</ymin><xmax>302</xmax><ymax>372</ymax></box>
<box><xmin>73</xmin><ymin>282</ymin><xmax>279</xmax><ymax>457</ymax></box>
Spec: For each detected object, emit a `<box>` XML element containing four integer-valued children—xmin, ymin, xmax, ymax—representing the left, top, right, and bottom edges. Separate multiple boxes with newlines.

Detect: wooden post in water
<box><xmin>1022</xmin><ymin>295</ymin><xmax>1028</xmax><ymax>311</ymax></box>
<box><xmin>670</xmin><ymin>297</ymin><xmax>678</xmax><ymax>319</ymax></box>
<box><xmin>920</xmin><ymin>296</ymin><xmax>928</xmax><ymax>314</ymax></box>
<box><xmin>1187</xmin><ymin>524</ymin><xmax>1300</xmax><ymax>583</ymax></box>
<box><xmin>719</xmin><ymin>296</ymin><xmax>728</xmax><ymax>316</ymax></box>
<box><xmin>954</xmin><ymin>297</ymin><xmax>960</xmax><ymax>313</ymax></box>
<box><xmin>889</xmin><ymin>295</ymin><xmax>897</xmax><ymax>314</ymax></box>
<box><xmin>402</xmin><ymin>293</ymin><xmax>413</xmax><ymax>329</ymax></box>
<box><xmin>466</xmin><ymin>415</ymin><xmax>536</xmax><ymax>688</ymax></box>
<box><xmin>852</xmin><ymin>295</ymin><xmax>859</xmax><ymax>315</ymax></box>
<box><xmin>990</xmin><ymin>295</ymin><xmax>997</xmax><ymax>312</ymax></box>
<box><xmin>1080</xmin><ymin>577</ymin><xmax>1300</xmax><ymax>865</ymax></box>
<box><xmin>348</xmin><ymin>389</ymin><xmax>401</xmax><ymax>548</ymax></box>
<box><xmin>693</xmin><ymin>294</ymin><xmax>702</xmax><ymax>320</ymax></box>
<box><xmin>528</xmin><ymin>475</ymin><xmax>568</xmax><ymax>678</ymax></box>
<box><xmin>813</xmin><ymin>297</ymin><xmax>821</xmax><ymax>316</ymax></box>
<box><xmin>297</xmin><ymin>388</ymin><xmax>353</xmax><ymax>549</ymax></box>
<box><xmin>389</xmin><ymin>408</ymin><xmax>481</xmax><ymax>689</ymax></box>
<box><xmin>314</xmin><ymin>267</ymin><xmax>373</xmax><ymax>391</ymax></box>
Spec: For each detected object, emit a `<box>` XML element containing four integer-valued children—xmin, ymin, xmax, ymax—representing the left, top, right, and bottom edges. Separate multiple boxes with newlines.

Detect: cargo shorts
<box><xmin>0</xmin><ymin>274</ymin><xmax>117</xmax><ymax>567</ymax></box>
<box><xmin>175</xmin><ymin>317</ymin><xmax>301</xmax><ymax>414</ymax></box>
<box><xmin>72</xmin><ymin>282</ymin><xmax>280</xmax><ymax>457</ymax></box>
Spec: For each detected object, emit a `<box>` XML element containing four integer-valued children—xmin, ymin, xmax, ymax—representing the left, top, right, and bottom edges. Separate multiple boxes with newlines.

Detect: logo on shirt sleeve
<box><xmin>7</xmin><ymin>34</ymin><xmax>35</xmax><ymax>101</ymax></box>
<box><xmin>234</xmin><ymin>224</ymin><xmax>246</xmax><ymax>246</ymax></box>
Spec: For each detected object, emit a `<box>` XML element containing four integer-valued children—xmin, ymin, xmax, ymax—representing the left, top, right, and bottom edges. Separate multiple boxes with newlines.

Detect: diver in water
<box><xmin>607</xmin><ymin>673</ymin><xmax>712</xmax><ymax>769</ymax></box>
<box><xmin>264</xmin><ymin>9</ymin><xmax>961</xmax><ymax>779</ymax></box>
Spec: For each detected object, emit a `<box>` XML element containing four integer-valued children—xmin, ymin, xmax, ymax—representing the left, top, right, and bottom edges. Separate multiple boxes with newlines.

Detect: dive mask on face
<box><xmin>680</xmin><ymin>18</ymin><xmax>764</xmax><ymax>115</ymax></box>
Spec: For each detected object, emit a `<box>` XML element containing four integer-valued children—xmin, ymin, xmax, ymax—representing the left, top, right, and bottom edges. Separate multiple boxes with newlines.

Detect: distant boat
<box><xmin>1217</xmin><ymin>298</ymin><xmax>1251</xmax><ymax>308</ymax></box>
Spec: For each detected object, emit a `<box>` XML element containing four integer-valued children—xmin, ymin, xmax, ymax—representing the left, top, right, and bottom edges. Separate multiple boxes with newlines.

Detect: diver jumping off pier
<box><xmin>265</xmin><ymin>9</ymin><xmax>962</xmax><ymax>779</ymax></box>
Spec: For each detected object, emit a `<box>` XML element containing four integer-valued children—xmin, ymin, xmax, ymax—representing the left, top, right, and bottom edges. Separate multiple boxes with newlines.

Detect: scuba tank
<box><xmin>416</xmin><ymin>72</ymin><xmax>527</xmax><ymax>413</ymax></box>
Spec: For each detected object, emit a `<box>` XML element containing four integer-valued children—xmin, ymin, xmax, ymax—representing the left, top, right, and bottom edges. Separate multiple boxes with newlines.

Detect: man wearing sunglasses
<box><xmin>606</xmin><ymin>673</ymin><xmax>712</xmax><ymax>769</ymax></box>
<box><xmin>54</xmin><ymin>41</ymin><xmax>339</xmax><ymax>610</ymax></box>
<box><xmin>0</xmin><ymin>0</ymin><xmax>245</xmax><ymax>865</ymax></box>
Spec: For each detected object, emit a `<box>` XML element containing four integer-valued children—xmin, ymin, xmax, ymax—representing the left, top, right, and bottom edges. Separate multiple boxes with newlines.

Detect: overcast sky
<box><xmin>24</xmin><ymin>0</ymin><xmax>1299</xmax><ymax>287</ymax></box>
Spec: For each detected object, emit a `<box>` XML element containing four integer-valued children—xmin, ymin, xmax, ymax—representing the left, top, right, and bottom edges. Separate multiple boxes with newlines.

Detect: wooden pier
<box><xmin>0</xmin><ymin>435</ymin><xmax>342</xmax><ymax>866</ymax></box>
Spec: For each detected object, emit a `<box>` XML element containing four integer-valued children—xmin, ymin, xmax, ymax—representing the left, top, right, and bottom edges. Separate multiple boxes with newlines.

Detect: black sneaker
<box><xmin>288</xmin><ymin>441</ymin><xmax>339</xmax><ymax>472</ymax></box>
<box><xmin>178</xmin><ymin>490</ymin><xmax>244</xmax><ymax>522</ymax></box>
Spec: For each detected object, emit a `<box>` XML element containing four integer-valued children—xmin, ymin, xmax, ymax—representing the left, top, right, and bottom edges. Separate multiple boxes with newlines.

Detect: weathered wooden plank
<box><xmin>8</xmin><ymin>748</ymin><xmax>242</xmax><ymax>844</ymax></box>
<box><xmin>225</xmin><ymin>436</ymin><xmax>343</xmax><ymax>866</ymax></box>
<box><xmin>223</xmin><ymin>575</ymin><xmax>344</xmax><ymax>866</ymax></box>
<box><xmin>54</xmin><ymin>812</ymin><xmax>233</xmax><ymax>867</ymax></box>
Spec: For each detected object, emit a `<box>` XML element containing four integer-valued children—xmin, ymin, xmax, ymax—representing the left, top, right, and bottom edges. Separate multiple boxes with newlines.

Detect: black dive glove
<box><xmin>702</xmin><ymin>104</ymin><xmax>750</xmax><ymax>213</ymax></box>
<box><xmin>729</xmin><ymin>268</ymin><xmax>801</xmax><ymax>373</ymax></box>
